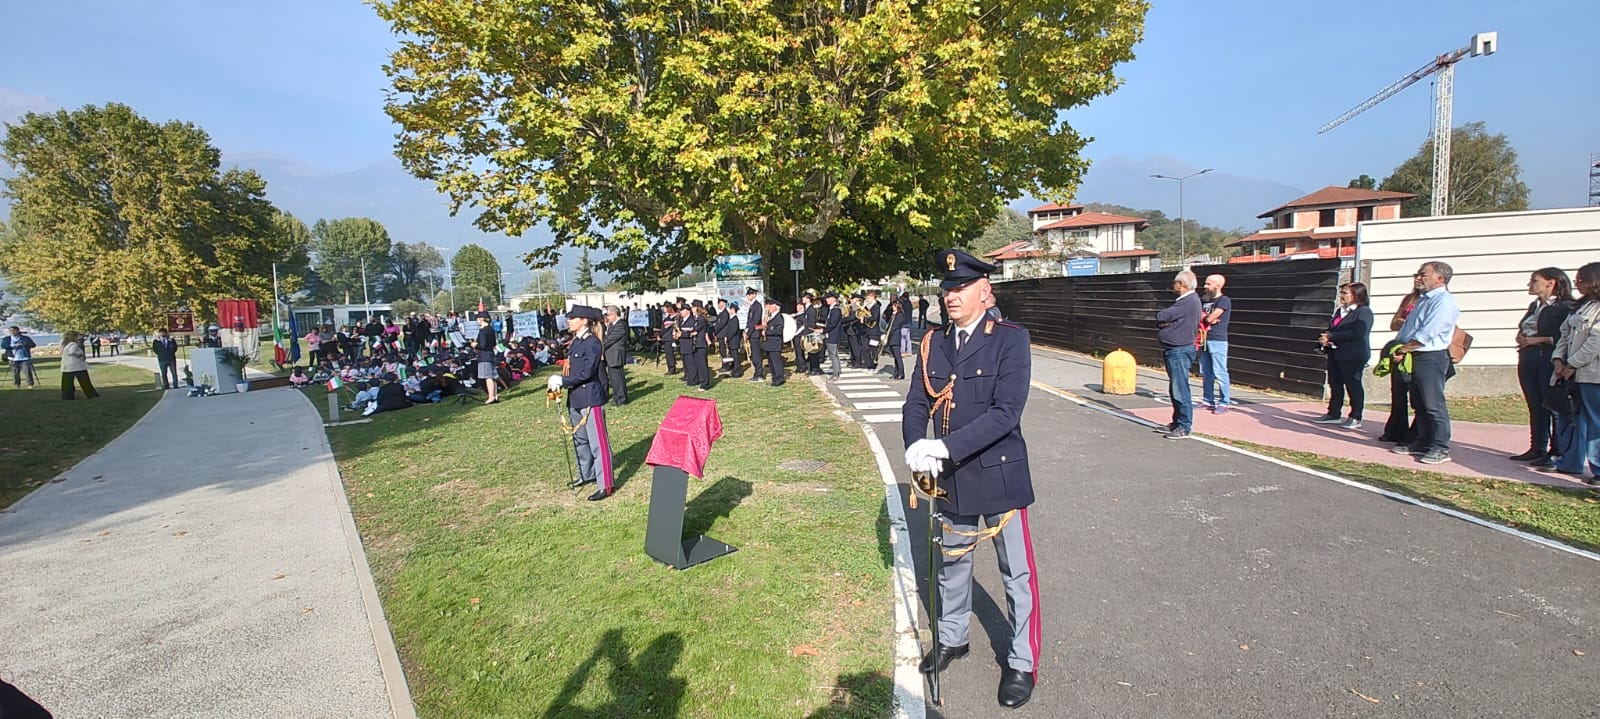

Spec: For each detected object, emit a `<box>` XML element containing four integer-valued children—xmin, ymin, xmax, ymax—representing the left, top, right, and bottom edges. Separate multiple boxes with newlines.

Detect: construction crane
<box><xmin>1318</xmin><ymin>32</ymin><xmax>1498</xmax><ymax>216</ymax></box>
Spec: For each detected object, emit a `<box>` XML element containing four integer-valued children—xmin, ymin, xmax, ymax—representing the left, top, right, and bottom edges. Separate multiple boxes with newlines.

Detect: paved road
<box><xmin>824</xmin><ymin>348</ymin><xmax>1600</xmax><ymax>718</ymax></box>
<box><xmin>0</xmin><ymin>386</ymin><xmax>411</xmax><ymax>718</ymax></box>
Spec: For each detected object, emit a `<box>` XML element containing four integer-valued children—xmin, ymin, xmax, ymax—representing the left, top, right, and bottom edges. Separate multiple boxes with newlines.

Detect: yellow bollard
<box><xmin>1102</xmin><ymin>349</ymin><xmax>1137</xmax><ymax>395</ymax></box>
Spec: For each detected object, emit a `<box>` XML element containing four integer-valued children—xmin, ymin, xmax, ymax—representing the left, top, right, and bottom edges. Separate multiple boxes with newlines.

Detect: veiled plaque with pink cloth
<box><xmin>645</xmin><ymin>396</ymin><xmax>723</xmax><ymax>478</ymax></box>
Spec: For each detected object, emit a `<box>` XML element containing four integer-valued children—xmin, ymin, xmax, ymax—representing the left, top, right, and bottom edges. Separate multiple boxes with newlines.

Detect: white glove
<box><xmin>910</xmin><ymin>438</ymin><xmax>950</xmax><ymax>460</ymax></box>
<box><xmin>909</xmin><ymin>454</ymin><xmax>944</xmax><ymax>475</ymax></box>
<box><xmin>546</xmin><ymin>375</ymin><xmax>563</xmax><ymax>392</ymax></box>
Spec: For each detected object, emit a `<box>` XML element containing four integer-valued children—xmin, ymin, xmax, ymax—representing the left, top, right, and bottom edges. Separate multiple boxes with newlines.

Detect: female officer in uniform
<box><xmin>548</xmin><ymin>305</ymin><xmax>615</xmax><ymax>501</ymax></box>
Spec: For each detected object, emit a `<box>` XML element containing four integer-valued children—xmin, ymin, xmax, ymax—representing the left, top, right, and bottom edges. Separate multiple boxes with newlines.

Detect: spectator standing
<box><xmin>1315</xmin><ymin>282</ymin><xmax>1374</xmax><ymax>429</ymax></box>
<box><xmin>1548</xmin><ymin>263</ymin><xmax>1600</xmax><ymax>483</ymax></box>
<box><xmin>1155</xmin><ymin>270</ymin><xmax>1202</xmax><ymax>439</ymax></box>
<box><xmin>304</xmin><ymin>327</ymin><xmax>323</xmax><ymax>365</ymax></box>
<box><xmin>474</xmin><ymin>313</ymin><xmax>500</xmax><ymax>404</ymax></box>
<box><xmin>602</xmin><ymin>306</ymin><xmax>630</xmax><ymax>406</ymax></box>
<box><xmin>59</xmin><ymin>331</ymin><xmax>98</xmax><ymax>400</ymax></box>
<box><xmin>1378</xmin><ymin>290</ymin><xmax>1422</xmax><ymax>444</ymax></box>
<box><xmin>90</xmin><ymin>334</ymin><xmax>102</xmax><ymax>358</ymax></box>
<box><xmin>3</xmin><ymin>326</ymin><xmax>38</xmax><ymax>388</ymax></box>
<box><xmin>152</xmin><ymin>328</ymin><xmax>181</xmax><ymax>389</ymax></box>
<box><xmin>1390</xmin><ymin>261</ymin><xmax>1460</xmax><ymax>465</ymax></box>
<box><xmin>1198</xmin><ymin>274</ymin><xmax>1233</xmax><ymax>413</ymax></box>
<box><xmin>108</xmin><ymin>333</ymin><xmax>121</xmax><ymax>356</ymax></box>
<box><xmin>1513</xmin><ymin>268</ymin><xmax>1575</xmax><ymax>465</ymax></box>
<box><xmin>918</xmin><ymin>295</ymin><xmax>930</xmax><ymax>329</ymax></box>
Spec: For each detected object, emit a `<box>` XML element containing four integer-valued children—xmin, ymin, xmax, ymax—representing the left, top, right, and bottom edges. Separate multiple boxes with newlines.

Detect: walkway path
<box><xmin>824</xmin><ymin>344</ymin><xmax>1599</xmax><ymax>717</ymax></box>
<box><xmin>0</xmin><ymin>384</ymin><xmax>413</xmax><ymax>718</ymax></box>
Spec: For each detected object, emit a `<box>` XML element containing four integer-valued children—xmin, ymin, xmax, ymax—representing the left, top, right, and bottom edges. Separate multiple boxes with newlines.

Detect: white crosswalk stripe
<box><xmin>862</xmin><ymin>414</ymin><xmax>902</xmax><ymax>423</ymax></box>
<box><xmin>843</xmin><ymin>390</ymin><xmax>900</xmax><ymax>399</ymax></box>
<box><xmin>852</xmin><ymin>400</ymin><xmax>904</xmax><ymax>410</ymax></box>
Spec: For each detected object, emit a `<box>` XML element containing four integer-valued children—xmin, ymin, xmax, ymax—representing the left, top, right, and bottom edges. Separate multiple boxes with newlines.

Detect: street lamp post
<box><xmin>1150</xmin><ymin>168</ymin><xmax>1214</xmax><ymax>265</ymax></box>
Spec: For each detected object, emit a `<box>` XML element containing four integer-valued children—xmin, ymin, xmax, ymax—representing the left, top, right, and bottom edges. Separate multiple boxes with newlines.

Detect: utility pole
<box><xmin>1151</xmin><ymin>168</ymin><xmax>1213</xmax><ymax>264</ymax></box>
<box><xmin>360</xmin><ymin>258</ymin><xmax>371</xmax><ymax>322</ymax></box>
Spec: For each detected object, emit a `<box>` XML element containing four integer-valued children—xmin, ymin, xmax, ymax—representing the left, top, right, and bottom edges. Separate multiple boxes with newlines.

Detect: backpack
<box><xmin>1448</xmin><ymin>327</ymin><xmax>1473</xmax><ymax>364</ymax></box>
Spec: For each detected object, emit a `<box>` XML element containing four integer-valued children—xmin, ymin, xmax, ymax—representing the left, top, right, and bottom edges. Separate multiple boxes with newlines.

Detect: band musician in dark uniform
<box><xmin>547</xmin><ymin>305</ymin><xmax>615</xmax><ymax>501</ymax></box>
<box><xmin>745</xmin><ymin>287</ymin><xmax>766</xmax><ymax>383</ymax></box>
<box><xmin>760</xmin><ymin>297</ymin><xmax>786</xmax><ymax>387</ymax></box>
<box><xmin>902</xmin><ymin>249</ymin><xmax>1040</xmax><ymax>709</ymax></box>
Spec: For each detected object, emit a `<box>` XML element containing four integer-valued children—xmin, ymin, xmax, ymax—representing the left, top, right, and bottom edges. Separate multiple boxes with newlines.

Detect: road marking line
<box><xmin>844</xmin><ymin>391</ymin><xmax>901</xmax><ymax>399</ymax></box>
<box><xmin>1028</xmin><ymin>380</ymin><xmax>1600</xmax><ymax>564</ymax></box>
<box><xmin>808</xmin><ymin>373</ymin><xmax>926</xmax><ymax>719</ymax></box>
<box><xmin>862</xmin><ymin>414</ymin><xmax>902</xmax><ymax>424</ymax></box>
<box><xmin>854</xmin><ymin>401</ymin><xmax>906</xmax><ymax>410</ymax></box>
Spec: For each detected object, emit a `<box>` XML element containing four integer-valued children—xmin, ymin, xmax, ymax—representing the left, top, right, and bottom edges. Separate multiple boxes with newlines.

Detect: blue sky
<box><xmin>2</xmin><ymin>0</ymin><xmax>1596</xmax><ymax>250</ymax></box>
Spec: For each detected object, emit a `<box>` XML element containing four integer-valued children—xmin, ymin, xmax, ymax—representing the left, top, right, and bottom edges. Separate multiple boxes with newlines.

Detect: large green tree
<box><xmin>309</xmin><ymin>217</ymin><xmax>392</xmax><ymax>303</ymax></box>
<box><xmin>0</xmin><ymin>103</ymin><xmax>306</xmax><ymax>331</ymax></box>
<box><xmin>384</xmin><ymin>241</ymin><xmax>446</xmax><ymax>301</ymax></box>
<box><xmin>374</xmin><ymin>0</ymin><xmax>1148</xmax><ymax>288</ymax></box>
<box><xmin>968</xmin><ymin>207</ymin><xmax>1035</xmax><ymax>257</ymax></box>
<box><xmin>575</xmin><ymin>249</ymin><xmax>599</xmax><ymax>292</ymax></box>
<box><xmin>451</xmin><ymin>244</ymin><xmax>503</xmax><ymax>306</ymax></box>
<box><xmin>1381</xmin><ymin>121</ymin><xmax>1530</xmax><ymax>217</ymax></box>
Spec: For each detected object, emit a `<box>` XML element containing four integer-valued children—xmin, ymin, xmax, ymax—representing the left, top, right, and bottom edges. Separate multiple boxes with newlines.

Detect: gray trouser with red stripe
<box><xmin>937</xmin><ymin>508</ymin><xmax>1040</xmax><ymax>673</ymax></box>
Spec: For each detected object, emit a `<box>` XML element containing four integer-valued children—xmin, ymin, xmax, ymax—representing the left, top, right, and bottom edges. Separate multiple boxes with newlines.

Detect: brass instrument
<box><xmin>801</xmin><ymin>332</ymin><xmax>824</xmax><ymax>354</ymax></box>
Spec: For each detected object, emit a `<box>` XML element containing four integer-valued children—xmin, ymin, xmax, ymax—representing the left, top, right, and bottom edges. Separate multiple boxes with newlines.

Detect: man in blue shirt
<box><xmin>1199</xmin><ymin>274</ymin><xmax>1234</xmax><ymax>413</ymax></box>
<box><xmin>1391</xmin><ymin>261</ymin><xmax>1461</xmax><ymax>464</ymax></box>
<box><xmin>2</xmin><ymin>326</ymin><xmax>38</xmax><ymax>388</ymax></box>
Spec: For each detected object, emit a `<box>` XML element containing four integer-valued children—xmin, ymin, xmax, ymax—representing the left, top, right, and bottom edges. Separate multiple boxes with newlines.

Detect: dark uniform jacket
<box><xmin>902</xmin><ymin>318</ymin><xmax>1034</xmax><ymax>516</ymax></box>
<box><xmin>820</xmin><ymin>304</ymin><xmax>843</xmax><ymax>344</ymax></box>
<box><xmin>717</xmin><ymin>310</ymin><xmax>741</xmax><ymax>341</ymax></box>
<box><xmin>602</xmin><ymin>321</ymin><xmax>629</xmax><ymax>368</ymax></box>
<box><xmin>746</xmin><ymin>302</ymin><xmax>764</xmax><ymax>340</ymax></box>
<box><xmin>797</xmin><ymin>306</ymin><xmax>817</xmax><ymax>337</ymax></box>
<box><xmin>676</xmin><ymin>314</ymin><xmax>704</xmax><ymax>353</ymax></box>
<box><xmin>761</xmin><ymin>312</ymin><xmax>786</xmax><ymax>352</ymax></box>
<box><xmin>561</xmin><ymin>331</ymin><xmax>605</xmax><ymax>409</ymax></box>
<box><xmin>1324</xmin><ymin>305</ymin><xmax>1375</xmax><ymax>362</ymax></box>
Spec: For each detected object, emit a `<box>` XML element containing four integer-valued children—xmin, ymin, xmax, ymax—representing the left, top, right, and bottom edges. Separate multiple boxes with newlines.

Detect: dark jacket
<box><xmin>889</xmin><ymin>299</ymin><xmax>910</xmax><ymax>332</ymax></box>
<box><xmin>1156</xmin><ymin>292</ymin><xmax>1203</xmax><ymax>349</ymax></box>
<box><xmin>902</xmin><ymin>317</ymin><xmax>1034</xmax><ymax>516</ymax></box>
<box><xmin>475</xmin><ymin>324</ymin><xmax>496</xmax><ymax>363</ymax></box>
<box><xmin>602</xmin><ymin>321</ymin><xmax>629</xmax><ymax>368</ymax></box>
<box><xmin>746</xmin><ymin>302</ymin><xmax>764</xmax><ymax>338</ymax></box>
<box><xmin>1325</xmin><ymin>305</ymin><xmax>1375</xmax><ymax>363</ymax></box>
<box><xmin>717</xmin><ymin>310</ymin><xmax>741</xmax><ymax>340</ymax></box>
<box><xmin>152</xmin><ymin>336</ymin><xmax>179</xmax><ymax>363</ymax></box>
<box><xmin>821</xmin><ymin>304</ymin><xmax>843</xmax><ymax>344</ymax></box>
<box><xmin>761</xmin><ymin>312</ymin><xmax>785</xmax><ymax>352</ymax></box>
<box><xmin>374</xmin><ymin>382</ymin><xmax>412</xmax><ymax>413</ymax></box>
<box><xmin>561</xmin><ymin>331</ymin><xmax>606</xmax><ymax>408</ymax></box>
<box><xmin>1521</xmin><ymin>299</ymin><xmax>1573</xmax><ymax>353</ymax></box>
<box><xmin>797</xmin><ymin>306</ymin><xmax>817</xmax><ymax>338</ymax></box>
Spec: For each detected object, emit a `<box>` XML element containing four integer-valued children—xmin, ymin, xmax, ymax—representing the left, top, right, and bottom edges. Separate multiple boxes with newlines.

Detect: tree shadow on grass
<box><xmin>682</xmin><ymin>476</ymin><xmax>753</xmax><ymax>538</ymax></box>
<box><xmin>543</xmin><ymin>628</ymin><xmax>686</xmax><ymax>719</ymax></box>
<box><xmin>610</xmin><ymin>435</ymin><xmax>656</xmax><ymax>493</ymax></box>
<box><xmin>804</xmin><ymin>670</ymin><xmax>894</xmax><ymax>718</ymax></box>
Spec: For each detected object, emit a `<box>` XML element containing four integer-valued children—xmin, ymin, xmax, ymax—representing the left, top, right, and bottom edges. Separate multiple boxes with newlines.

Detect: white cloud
<box><xmin>0</xmin><ymin>88</ymin><xmax>59</xmax><ymax>123</ymax></box>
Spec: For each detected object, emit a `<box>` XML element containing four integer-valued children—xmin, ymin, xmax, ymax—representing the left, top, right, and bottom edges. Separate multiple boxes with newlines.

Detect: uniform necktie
<box><xmin>958</xmin><ymin>329</ymin><xmax>969</xmax><ymax>351</ymax></box>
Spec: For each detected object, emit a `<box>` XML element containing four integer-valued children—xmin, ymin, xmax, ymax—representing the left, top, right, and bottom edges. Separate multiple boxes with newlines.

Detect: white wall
<box><xmin>1357</xmin><ymin>207</ymin><xmax>1600</xmax><ymax>368</ymax></box>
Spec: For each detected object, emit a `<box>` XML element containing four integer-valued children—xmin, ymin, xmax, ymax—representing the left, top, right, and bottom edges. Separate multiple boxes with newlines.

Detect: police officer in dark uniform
<box><xmin>547</xmin><ymin>306</ymin><xmax>615</xmax><ymax>501</ymax></box>
<box><xmin>902</xmin><ymin>249</ymin><xmax>1039</xmax><ymax>709</ymax></box>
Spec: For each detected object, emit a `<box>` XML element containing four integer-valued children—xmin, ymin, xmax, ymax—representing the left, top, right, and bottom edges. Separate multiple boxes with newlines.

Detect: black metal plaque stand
<box><xmin>644</xmin><ymin>465</ymin><xmax>736</xmax><ymax>570</ymax></box>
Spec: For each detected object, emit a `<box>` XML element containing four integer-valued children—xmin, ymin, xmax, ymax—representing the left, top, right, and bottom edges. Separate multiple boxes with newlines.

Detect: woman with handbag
<box><xmin>1314</xmin><ymin>282</ymin><xmax>1375</xmax><ymax>429</ymax></box>
<box><xmin>1547</xmin><ymin>262</ymin><xmax>1600</xmax><ymax>484</ymax></box>
<box><xmin>1511</xmin><ymin>267</ymin><xmax>1573</xmax><ymax>466</ymax></box>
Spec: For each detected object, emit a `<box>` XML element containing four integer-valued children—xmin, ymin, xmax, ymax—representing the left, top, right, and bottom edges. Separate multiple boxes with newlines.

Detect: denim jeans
<box><xmin>1552</xmin><ymin>409</ymin><xmax>1585</xmax><ymax>473</ymax></box>
<box><xmin>1407</xmin><ymin>350</ymin><xmax>1452</xmax><ymax>452</ymax></box>
<box><xmin>1164</xmin><ymin>346</ymin><xmax>1198</xmax><ymax>430</ymax></box>
<box><xmin>1199</xmin><ymin>340</ymin><xmax>1231</xmax><ymax>405</ymax></box>
<box><xmin>1576</xmin><ymin>383</ymin><xmax>1600</xmax><ymax>475</ymax></box>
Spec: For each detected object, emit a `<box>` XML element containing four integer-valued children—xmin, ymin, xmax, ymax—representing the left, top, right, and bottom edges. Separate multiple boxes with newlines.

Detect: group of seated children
<box><xmin>283</xmin><ymin>335</ymin><xmax>569</xmax><ymax>417</ymax></box>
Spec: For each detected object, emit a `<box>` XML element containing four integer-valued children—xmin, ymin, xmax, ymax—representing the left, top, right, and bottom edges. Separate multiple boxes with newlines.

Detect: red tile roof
<box><xmin>1027</xmin><ymin>202</ymin><xmax>1084</xmax><ymax>215</ymax></box>
<box><xmin>1224</xmin><ymin>228</ymin><xmax>1357</xmax><ymax>248</ymax></box>
<box><xmin>1036</xmin><ymin>212</ymin><xmax>1150</xmax><ymax>231</ymax></box>
<box><xmin>1256</xmin><ymin>186</ymin><xmax>1417</xmax><ymax>218</ymax></box>
<box><xmin>983</xmin><ymin>241</ymin><xmax>1032</xmax><ymax>259</ymax></box>
<box><xmin>1098</xmin><ymin>249</ymin><xmax>1160</xmax><ymax>258</ymax></box>
<box><xmin>991</xmin><ymin>248</ymin><xmax>1050</xmax><ymax>261</ymax></box>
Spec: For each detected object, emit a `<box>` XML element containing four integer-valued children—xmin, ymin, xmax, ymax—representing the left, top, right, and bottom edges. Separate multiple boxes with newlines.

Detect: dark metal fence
<box><xmin>992</xmin><ymin>259</ymin><xmax>1343</xmax><ymax>396</ymax></box>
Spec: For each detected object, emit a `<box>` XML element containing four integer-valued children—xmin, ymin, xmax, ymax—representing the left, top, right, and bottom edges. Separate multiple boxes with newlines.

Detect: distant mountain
<box><xmin>1009</xmin><ymin>154</ymin><xmax>1304</xmax><ymax>231</ymax></box>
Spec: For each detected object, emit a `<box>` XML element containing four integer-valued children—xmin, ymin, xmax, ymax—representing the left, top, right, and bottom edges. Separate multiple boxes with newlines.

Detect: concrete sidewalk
<box><xmin>1027</xmin><ymin>346</ymin><xmax>1591</xmax><ymax>490</ymax></box>
<box><xmin>0</xmin><ymin>385</ymin><xmax>412</xmax><ymax>718</ymax></box>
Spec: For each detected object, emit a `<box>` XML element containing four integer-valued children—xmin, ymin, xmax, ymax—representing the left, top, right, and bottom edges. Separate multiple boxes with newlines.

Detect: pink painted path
<box><xmin>1124</xmin><ymin>401</ymin><xmax>1594</xmax><ymax>490</ymax></box>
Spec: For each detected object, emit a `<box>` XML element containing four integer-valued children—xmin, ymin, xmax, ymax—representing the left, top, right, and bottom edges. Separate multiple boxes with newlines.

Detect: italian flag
<box><xmin>327</xmin><ymin>376</ymin><xmax>343</xmax><ymax>393</ymax></box>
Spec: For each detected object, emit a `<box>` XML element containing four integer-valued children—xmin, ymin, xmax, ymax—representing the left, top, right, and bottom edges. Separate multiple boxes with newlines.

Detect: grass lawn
<box><xmin>1228</xmin><ymin>439</ymin><xmax>1600</xmax><ymax>553</ymax></box>
<box><xmin>319</xmin><ymin>362</ymin><xmax>894</xmax><ymax>718</ymax></box>
<box><xmin>0</xmin><ymin>357</ymin><xmax>163</xmax><ymax>509</ymax></box>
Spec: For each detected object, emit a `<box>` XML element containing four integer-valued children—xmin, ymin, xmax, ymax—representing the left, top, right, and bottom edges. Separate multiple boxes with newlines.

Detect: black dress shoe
<box><xmin>568</xmin><ymin>478</ymin><xmax>595</xmax><ymax>489</ymax></box>
<box><xmin>998</xmin><ymin>668</ymin><xmax>1034</xmax><ymax>708</ymax></box>
<box><xmin>1529</xmin><ymin>456</ymin><xmax>1556</xmax><ymax>469</ymax></box>
<box><xmin>587</xmin><ymin>489</ymin><xmax>611</xmax><ymax>501</ymax></box>
<box><xmin>918</xmin><ymin>644</ymin><xmax>968</xmax><ymax>673</ymax></box>
<box><xmin>1509</xmin><ymin>449</ymin><xmax>1546</xmax><ymax>462</ymax></box>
